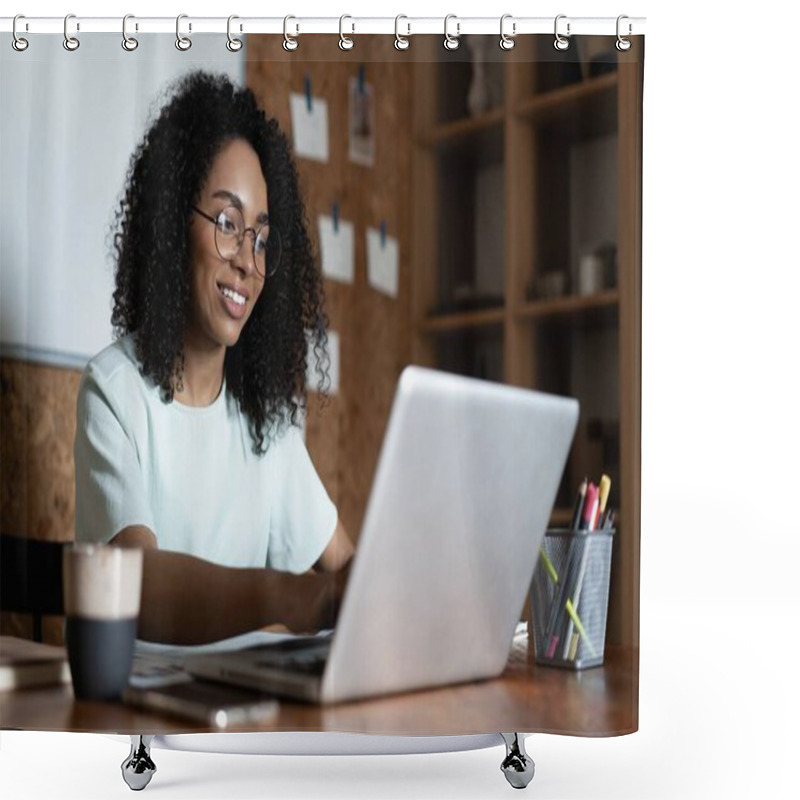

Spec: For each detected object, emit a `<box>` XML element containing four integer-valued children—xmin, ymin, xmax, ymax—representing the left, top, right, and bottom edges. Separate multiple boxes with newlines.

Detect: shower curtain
<box><xmin>0</xmin><ymin>22</ymin><xmax>643</xmax><ymax>745</ymax></box>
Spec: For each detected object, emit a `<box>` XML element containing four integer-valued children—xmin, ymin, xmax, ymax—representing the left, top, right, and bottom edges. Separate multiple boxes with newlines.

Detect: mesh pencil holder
<box><xmin>529</xmin><ymin>528</ymin><xmax>615</xmax><ymax>670</ymax></box>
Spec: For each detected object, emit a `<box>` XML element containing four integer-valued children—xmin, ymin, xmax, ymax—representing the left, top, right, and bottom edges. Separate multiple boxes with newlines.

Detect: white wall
<box><xmin>0</xmin><ymin>34</ymin><xmax>244</xmax><ymax>367</ymax></box>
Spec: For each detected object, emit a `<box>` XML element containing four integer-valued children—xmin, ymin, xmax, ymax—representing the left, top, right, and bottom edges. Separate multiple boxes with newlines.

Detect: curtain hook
<box><xmin>339</xmin><ymin>14</ymin><xmax>355</xmax><ymax>50</ymax></box>
<box><xmin>394</xmin><ymin>14</ymin><xmax>410</xmax><ymax>51</ymax></box>
<box><xmin>175</xmin><ymin>14</ymin><xmax>192</xmax><ymax>51</ymax></box>
<box><xmin>616</xmin><ymin>15</ymin><xmax>632</xmax><ymax>51</ymax></box>
<box><xmin>283</xmin><ymin>15</ymin><xmax>299</xmax><ymax>51</ymax></box>
<box><xmin>227</xmin><ymin>15</ymin><xmax>243</xmax><ymax>52</ymax></box>
<box><xmin>443</xmin><ymin>14</ymin><xmax>460</xmax><ymax>51</ymax></box>
<box><xmin>12</xmin><ymin>14</ymin><xmax>29</xmax><ymax>52</ymax></box>
<box><xmin>553</xmin><ymin>14</ymin><xmax>570</xmax><ymax>51</ymax></box>
<box><xmin>122</xmin><ymin>14</ymin><xmax>138</xmax><ymax>51</ymax></box>
<box><xmin>500</xmin><ymin>14</ymin><xmax>516</xmax><ymax>51</ymax></box>
<box><xmin>63</xmin><ymin>13</ymin><xmax>80</xmax><ymax>51</ymax></box>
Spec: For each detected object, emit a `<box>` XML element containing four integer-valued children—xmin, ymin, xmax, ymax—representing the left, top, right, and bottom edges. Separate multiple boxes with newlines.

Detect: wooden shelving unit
<box><xmin>411</xmin><ymin>35</ymin><xmax>643</xmax><ymax>649</ymax></box>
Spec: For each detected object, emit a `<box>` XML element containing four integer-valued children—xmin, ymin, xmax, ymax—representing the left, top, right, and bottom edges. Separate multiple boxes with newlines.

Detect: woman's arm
<box><xmin>312</xmin><ymin>519</ymin><xmax>354</xmax><ymax>573</ymax></box>
<box><xmin>110</xmin><ymin>525</ymin><xmax>347</xmax><ymax>645</ymax></box>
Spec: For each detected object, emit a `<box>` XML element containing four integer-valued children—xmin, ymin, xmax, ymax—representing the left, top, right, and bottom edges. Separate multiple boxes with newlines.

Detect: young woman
<box><xmin>74</xmin><ymin>71</ymin><xmax>352</xmax><ymax>645</ymax></box>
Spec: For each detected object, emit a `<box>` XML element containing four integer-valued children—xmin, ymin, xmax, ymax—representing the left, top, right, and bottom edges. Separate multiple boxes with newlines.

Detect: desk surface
<box><xmin>0</xmin><ymin>637</ymin><xmax>638</xmax><ymax>737</ymax></box>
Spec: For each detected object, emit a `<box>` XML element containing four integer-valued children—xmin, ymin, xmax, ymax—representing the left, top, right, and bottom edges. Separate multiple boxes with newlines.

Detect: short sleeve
<box><xmin>267</xmin><ymin>424</ymin><xmax>338</xmax><ymax>573</ymax></box>
<box><xmin>74</xmin><ymin>366</ymin><xmax>156</xmax><ymax>544</ymax></box>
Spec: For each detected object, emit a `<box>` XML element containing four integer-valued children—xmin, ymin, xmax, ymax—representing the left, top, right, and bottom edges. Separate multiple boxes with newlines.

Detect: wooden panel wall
<box><xmin>1</xmin><ymin>359</ymin><xmax>80</xmax><ymax>643</ymax></box>
<box><xmin>247</xmin><ymin>36</ymin><xmax>414</xmax><ymax>541</ymax></box>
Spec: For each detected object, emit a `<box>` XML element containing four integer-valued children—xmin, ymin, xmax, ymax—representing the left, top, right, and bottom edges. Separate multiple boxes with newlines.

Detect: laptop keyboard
<box><xmin>253</xmin><ymin>637</ymin><xmax>331</xmax><ymax>675</ymax></box>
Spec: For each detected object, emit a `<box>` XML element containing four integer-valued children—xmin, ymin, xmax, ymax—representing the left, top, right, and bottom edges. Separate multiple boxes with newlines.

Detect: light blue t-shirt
<box><xmin>74</xmin><ymin>334</ymin><xmax>337</xmax><ymax>573</ymax></box>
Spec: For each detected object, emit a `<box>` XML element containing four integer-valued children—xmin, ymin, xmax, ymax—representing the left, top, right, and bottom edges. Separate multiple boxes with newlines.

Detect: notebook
<box><xmin>186</xmin><ymin>366</ymin><xmax>578</xmax><ymax>704</ymax></box>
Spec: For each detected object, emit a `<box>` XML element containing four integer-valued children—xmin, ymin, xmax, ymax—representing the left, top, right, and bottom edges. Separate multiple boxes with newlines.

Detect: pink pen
<box><xmin>579</xmin><ymin>483</ymin><xmax>599</xmax><ymax>531</ymax></box>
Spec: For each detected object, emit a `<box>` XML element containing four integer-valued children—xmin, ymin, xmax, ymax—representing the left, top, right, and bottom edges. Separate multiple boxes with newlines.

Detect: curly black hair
<box><xmin>111</xmin><ymin>70</ymin><xmax>329</xmax><ymax>455</ymax></box>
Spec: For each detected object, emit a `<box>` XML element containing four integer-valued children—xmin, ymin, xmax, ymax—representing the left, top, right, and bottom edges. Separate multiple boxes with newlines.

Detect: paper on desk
<box><xmin>318</xmin><ymin>214</ymin><xmax>355</xmax><ymax>284</ymax></box>
<box><xmin>289</xmin><ymin>93</ymin><xmax>329</xmax><ymax>162</ymax></box>
<box><xmin>130</xmin><ymin>630</ymin><xmax>325</xmax><ymax>689</ymax></box>
<box><xmin>366</xmin><ymin>227</ymin><xmax>399</xmax><ymax>298</ymax></box>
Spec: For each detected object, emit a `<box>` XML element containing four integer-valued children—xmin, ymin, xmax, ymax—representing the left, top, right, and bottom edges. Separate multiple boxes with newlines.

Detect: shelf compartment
<box><xmin>433</xmin><ymin>326</ymin><xmax>505</xmax><ymax>384</ymax></box>
<box><xmin>435</xmin><ymin>35</ymin><xmax>506</xmax><ymax>126</ymax></box>
<box><xmin>516</xmin><ymin>73</ymin><xmax>618</xmax><ymax>140</ymax></box>
<box><xmin>431</xmin><ymin>124</ymin><xmax>506</xmax><ymax>317</ymax></box>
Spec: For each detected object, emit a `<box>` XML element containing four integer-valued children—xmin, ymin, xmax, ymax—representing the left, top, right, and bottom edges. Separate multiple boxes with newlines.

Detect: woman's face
<box><xmin>186</xmin><ymin>138</ymin><xmax>268</xmax><ymax>352</ymax></box>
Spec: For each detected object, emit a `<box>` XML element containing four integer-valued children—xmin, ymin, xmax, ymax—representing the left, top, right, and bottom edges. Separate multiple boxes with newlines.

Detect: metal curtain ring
<box><xmin>339</xmin><ymin>15</ymin><xmax>354</xmax><ymax>50</ymax></box>
<box><xmin>499</xmin><ymin>14</ymin><xmax>516</xmax><ymax>50</ymax></box>
<box><xmin>553</xmin><ymin>14</ymin><xmax>570</xmax><ymax>51</ymax></box>
<box><xmin>616</xmin><ymin>15</ymin><xmax>632</xmax><ymax>51</ymax></box>
<box><xmin>394</xmin><ymin>15</ymin><xmax>410</xmax><ymax>50</ymax></box>
<box><xmin>443</xmin><ymin>14</ymin><xmax>460</xmax><ymax>51</ymax></box>
<box><xmin>227</xmin><ymin>15</ymin><xmax>243</xmax><ymax>52</ymax></box>
<box><xmin>176</xmin><ymin>14</ymin><xmax>192</xmax><ymax>51</ymax></box>
<box><xmin>63</xmin><ymin>13</ymin><xmax>80</xmax><ymax>51</ymax></box>
<box><xmin>283</xmin><ymin>15</ymin><xmax>299</xmax><ymax>51</ymax></box>
<box><xmin>122</xmin><ymin>14</ymin><xmax>138</xmax><ymax>51</ymax></box>
<box><xmin>12</xmin><ymin>14</ymin><xmax>29</xmax><ymax>51</ymax></box>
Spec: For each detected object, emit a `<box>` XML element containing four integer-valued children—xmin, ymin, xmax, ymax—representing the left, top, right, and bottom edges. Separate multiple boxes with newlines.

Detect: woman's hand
<box><xmin>283</xmin><ymin>561</ymin><xmax>352</xmax><ymax>634</ymax></box>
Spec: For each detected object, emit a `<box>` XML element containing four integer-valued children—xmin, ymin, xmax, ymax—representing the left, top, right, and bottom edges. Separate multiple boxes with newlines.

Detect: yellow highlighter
<box><xmin>596</xmin><ymin>474</ymin><xmax>611</xmax><ymax>530</ymax></box>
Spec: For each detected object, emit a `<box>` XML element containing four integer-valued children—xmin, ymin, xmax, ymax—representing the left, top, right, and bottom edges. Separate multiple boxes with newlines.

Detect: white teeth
<box><xmin>220</xmin><ymin>286</ymin><xmax>245</xmax><ymax>306</ymax></box>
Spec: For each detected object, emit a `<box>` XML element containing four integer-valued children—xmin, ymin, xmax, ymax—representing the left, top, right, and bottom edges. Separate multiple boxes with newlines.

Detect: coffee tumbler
<box><xmin>63</xmin><ymin>544</ymin><xmax>143</xmax><ymax>701</ymax></box>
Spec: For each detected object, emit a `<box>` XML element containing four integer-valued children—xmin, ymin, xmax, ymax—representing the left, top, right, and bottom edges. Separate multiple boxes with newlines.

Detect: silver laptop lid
<box><xmin>321</xmin><ymin>367</ymin><xmax>578</xmax><ymax>703</ymax></box>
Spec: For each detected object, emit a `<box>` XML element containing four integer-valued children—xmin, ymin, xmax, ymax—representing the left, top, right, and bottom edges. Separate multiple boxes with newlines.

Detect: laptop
<box><xmin>186</xmin><ymin>366</ymin><xmax>578</xmax><ymax>704</ymax></box>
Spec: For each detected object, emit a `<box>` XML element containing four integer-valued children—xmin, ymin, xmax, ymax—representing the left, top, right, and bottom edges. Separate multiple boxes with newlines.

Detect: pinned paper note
<box><xmin>306</xmin><ymin>328</ymin><xmax>340</xmax><ymax>395</ymax></box>
<box><xmin>348</xmin><ymin>74</ymin><xmax>375</xmax><ymax>166</ymax></box>
<box><xmin>290</xmin><ymin>92</ymin><xmax>329</xmax><ymax>162</ymax></box>
<box><xmin>318</xmin><ymin>214</ymin><xmax>355</xmax><ymax>284</ymax></box>
<box><xmin>366</xmin><ymin>226</ymin><xmax>399</xmax><ymax>298</ymax></box>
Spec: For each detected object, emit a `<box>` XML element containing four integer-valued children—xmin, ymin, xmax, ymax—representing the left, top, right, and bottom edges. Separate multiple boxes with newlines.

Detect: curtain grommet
<box><xmin>339</xmin><ymin>14</ymin><xmax>355</xmax><ymax>51</ymax></box>
<box><xmin>12</xmin><ymin>14</ymin><xmax>29</xmax><ymax>51</ymax></box>
<box><xmin>499</xmin><ymin>14</ymin><xmax>516</xmax><ymax>51</ymax></box>
<box><xmin>553</xmin><ymin>14</ymin><xmax>570</xmax><ymax>51</ymax></box>
<box><xmin>63</xmin><ymin>13</ymin><xmax>80</xmax><ymax>51</ymax></box>
<box><xmin>175</xmin><ymin>14</ymin><xmax>192</xmax><ymax>51</ymax></box>
<box><xmin>443</xmin><ymin>14</ymin><xmax>460</xmax><ymax>51</ymax></box>
<box><xmin>616</xmin><ymin>15</ymin><xmax>632</xmax><ymax>51</ymax></box>
<box><xmin>283</xmin><ymin>15</ymin><xmax>299</xmax><ymax>51</ymax></box>
<box><xmin>226</xmin><ymin>15</ymin><xmax>243</xmax><ymax>52</ymax></box>
<box><xmin>394</xmin><ymin>15</ymin><xmax>410</xmax><ymax>51</ymax></box>
<box><xmin>122</xmin><ymin>14</ymin><xmax>139</xmax><ymax>51</ymax></box>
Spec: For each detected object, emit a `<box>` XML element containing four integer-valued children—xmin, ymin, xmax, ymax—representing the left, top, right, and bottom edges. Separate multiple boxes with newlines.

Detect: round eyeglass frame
<box><xmin>192</xmin><ymin>204</ymin><xmax>281</xmax><ymax>279</ymax></box>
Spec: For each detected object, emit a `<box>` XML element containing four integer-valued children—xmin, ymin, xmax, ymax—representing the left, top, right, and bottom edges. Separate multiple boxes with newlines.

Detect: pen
<box><xmin>579</xmin><ymin>483</ymin><xmax>599</xmax><ymax>531</ymax></box>
<box><xmin>596</xmin><ymin>474</ymin><xmax>611</xmax><ymax>530</ymax></box>
<box><xmin>570</xmin><ymin>477</ymin><xmax>588</xmax><ymax>531</ymax></box>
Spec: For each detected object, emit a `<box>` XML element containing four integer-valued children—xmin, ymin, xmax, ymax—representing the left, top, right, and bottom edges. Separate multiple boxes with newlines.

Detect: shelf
<box><xmin>417</xmin><ymin>109</ymin><xmax>505</xmax><ymax>167</ymax></box>
<box><xmin>419</xmin><ymin>306</ymin><xmax>506</xmax><ymax>334</ymax></box>
<box><xmin>517</xmin><ymin>290</ymin><xmax>619</xmax><ymax>321</ymax></box>
<box><xmin>516</xmin><ymin>73</ymin><xmax>618</xmax><ymax>139</ymax></box>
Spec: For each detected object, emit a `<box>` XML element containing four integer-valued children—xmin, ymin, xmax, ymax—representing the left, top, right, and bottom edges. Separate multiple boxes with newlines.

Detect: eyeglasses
<box><xmin>192</xmin><ymin>204</ymin><xmax>282</xmax><ymax>278</ymax></box>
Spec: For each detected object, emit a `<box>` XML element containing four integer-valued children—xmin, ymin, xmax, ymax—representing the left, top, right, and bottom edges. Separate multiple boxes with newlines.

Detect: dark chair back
<box><xmin>0</xmin><ymin>534</ymin><xmax>65</xmax><ymax>642</ymax></box>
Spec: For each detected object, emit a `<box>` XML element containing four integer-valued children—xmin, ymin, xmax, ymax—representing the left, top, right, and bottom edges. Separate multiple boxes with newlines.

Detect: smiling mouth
<box><xmin>217</xmin><ymin>282</ymin><xmax>250</xmax><ymax>321</ymax></box>
<box><xmin>218</xmin><ymin>283</ymin><xmax>247</xmax><ymax>307</ymax></box>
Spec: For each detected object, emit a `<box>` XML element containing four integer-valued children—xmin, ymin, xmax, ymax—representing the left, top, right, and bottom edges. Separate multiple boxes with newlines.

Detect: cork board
<box><xmin>1</xmin><ymin>359</ymin><xmax>80</xmax><ymax>644</ymax></box>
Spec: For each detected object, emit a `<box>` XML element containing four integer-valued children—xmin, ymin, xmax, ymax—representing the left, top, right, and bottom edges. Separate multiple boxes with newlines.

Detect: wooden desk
<box><xmin>0</xmin><ymin>637</ymin><xmax>637</xmax><ymax>737</ymax></box>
